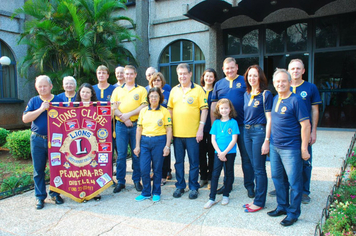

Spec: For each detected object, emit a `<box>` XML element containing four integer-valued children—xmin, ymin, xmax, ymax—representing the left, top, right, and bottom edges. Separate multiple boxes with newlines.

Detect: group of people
<box><xmin>23</xmin><ymin>57</ymin><xmax>321</xmax><ymax>227</ymax></box>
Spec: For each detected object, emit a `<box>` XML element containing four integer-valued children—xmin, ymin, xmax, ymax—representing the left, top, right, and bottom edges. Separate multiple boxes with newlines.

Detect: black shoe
<box><xmin>134</xmin><ymin>182</ymin><xmax>143</xmax><ymax>192</ymax></box>
<box><xmin>189</xmin><ymin>190</ymin><xmax>199</xmax><ymax>199</ymax></box>
<box><xmin>94</xmin><ymin>195</ymin><xmax>101</xmax><ymax>201</ymax></box>
<box><xmin>268</xmin><ymin>189</ymin><xmax>276</xmax><ymax>197</ymax></box>
<box><xmin>267</xmin><ymin>208</ymin><xmax>287</xmax><ymax>217</ymax></box>
<box><xmin>51</xmin><ymin>195</ymin><xmax>64</xmax><ymax>205</ymax></box>
<box><xmin>280</xmin><ymin>216</ymin><xmax>298</xmax><ymax>226</ymax></box>
<box><xmin>36</xmin><ymin>199</ymin><xmax>44</xmax><ymax>210</ymax></box>
<box><xmin>173</xmin><ymin>188</ymin><xmax>185</xmax><ymax>198</ymax></box>
<box><xmin>113</xmin><ymin>184</ymin><xmax>125</xmax><ymax>193</ymax></box>
<box><xmin>216</xmin><ymin>186</ymin><xmax>225</xmax><ymax>195</ymax></box>
<box><xmin>167</xmin><ymin>172</ymin><xmax>172</xmax><ymax>180</ymax></box>
<box><xmin>247</xmin><ymin>188</ymin><xmax>255</xmax><ymax>198</ymax></box>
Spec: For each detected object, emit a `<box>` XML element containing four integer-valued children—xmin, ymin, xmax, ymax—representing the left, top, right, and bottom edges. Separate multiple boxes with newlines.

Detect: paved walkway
<box><xmin>0</xmin><ymin>130</ymin><xmax>355</xmax><ymax>236</ymax></box>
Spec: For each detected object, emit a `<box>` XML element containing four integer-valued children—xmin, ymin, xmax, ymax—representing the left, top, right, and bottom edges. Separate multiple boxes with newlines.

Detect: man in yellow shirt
<box><xmin>111</xmin><ymin>65</ymin><xmax>148</xmax><ymax>193</ymax></box>
<box><xmin>168</xmin><ymin>63</ymin><xmax>208</xmax><ymax>199</ymax></box>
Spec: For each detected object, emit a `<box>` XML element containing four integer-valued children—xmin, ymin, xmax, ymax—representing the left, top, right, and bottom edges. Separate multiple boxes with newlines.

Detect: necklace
<box><xmin>220</xmin><ymin>120</ymin><xmax>229</xmax><ymax>133</ymax></box>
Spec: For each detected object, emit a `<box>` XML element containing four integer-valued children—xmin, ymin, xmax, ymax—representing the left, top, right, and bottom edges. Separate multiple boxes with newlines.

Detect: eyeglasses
<box><xmin>149</xmin><ymin>95</ymin><xmax>159</xmax><ymax>99</ymax></box>
<box><xmin>153</xmin><ymin>79</ymin><xmax>161</xmax><ymax>82</ymax></box>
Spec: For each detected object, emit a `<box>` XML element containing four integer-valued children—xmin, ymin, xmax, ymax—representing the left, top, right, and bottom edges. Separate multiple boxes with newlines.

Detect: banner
<box><xmin>47</xmin><ymin>102</ymin><xmax>113</xmax><ymax>202</ymax></box>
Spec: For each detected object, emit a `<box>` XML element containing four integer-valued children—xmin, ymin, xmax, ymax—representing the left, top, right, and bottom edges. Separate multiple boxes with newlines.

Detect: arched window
<box><xmin>159</xmin><ymin>40</ymin><xmax>205</xmax><ymax>87</ymax></box>
<box><xmin>0</xmin><ymin>40</ymin><xmax>17</xmax><ymax>101</ymax></box>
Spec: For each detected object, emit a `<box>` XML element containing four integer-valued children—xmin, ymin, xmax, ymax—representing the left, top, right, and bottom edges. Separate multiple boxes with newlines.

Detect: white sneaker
<box><xmin>221</xmin><ymin>196</ymin><xmax>229</xmax><ymax>205</ymax></box>
<box><xmin>204</xmin><ymin>200</ymin><xmax>216</xmax><ymax>209</ymax></box>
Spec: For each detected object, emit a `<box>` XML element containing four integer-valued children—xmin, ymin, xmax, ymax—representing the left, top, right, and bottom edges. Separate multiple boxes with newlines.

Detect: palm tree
<box><xmin>13</xmin><ymin>0</ymin><xmax>136</xmax><ymax>93</ymax></box>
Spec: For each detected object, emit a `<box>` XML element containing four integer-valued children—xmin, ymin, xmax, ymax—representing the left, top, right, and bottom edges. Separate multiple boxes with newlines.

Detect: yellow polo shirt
<box><xmin>137</xmin><ymin>105</ymin><xmax>172</xmax><ymax>136</ymax></box>
<box><xmin>167</xmin><ymin>83</ymin><xmax>208</xmax><ymax>137</ymax></box>
<box><xmin>111</xmin><ymin>84</ymin><xmax>148</xmax><ymax>122</ymax></box>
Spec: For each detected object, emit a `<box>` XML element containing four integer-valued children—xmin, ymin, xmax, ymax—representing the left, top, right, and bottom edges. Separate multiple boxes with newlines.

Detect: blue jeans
<box><xmin>303</xmin><ymin>145</ymin><xmax>312</xmax><ymax>195</ymax></box>
<box><xmin>140</xmin><ymin>135</ymin><xmax>166</xmax><ymax>197</ymax></box>
<box><xmin>116</xmin><ymin>121</ymin><xmax>141</xmax><ymax>185</ymax></box>
<box><xmin>244</xmin><ymin>125</ymin><xmax>267</xmax><ymax>207</ymax></box>
<box><xmin>31</xmin><ymin>134</ymin><xmax>59</xmax><ymax>200</ymax></box>
<box><xmin>210</xmin><ymin>153</ymin><xmax>236</xmax><ymax>200</ymax></box>
<box><xmin>270</xmin><ymin>144</ymin><xmax>303</xmax><ymax>219</ymax></box>
<box><xmin>238</xmin><ymin>125</ymin><xmax>254</xmax><ymax>190</ymax></box>
<box><xmin>173</xmin><ymin>137</ymin><xmax>200</xmax><ymax>190</ymax></box>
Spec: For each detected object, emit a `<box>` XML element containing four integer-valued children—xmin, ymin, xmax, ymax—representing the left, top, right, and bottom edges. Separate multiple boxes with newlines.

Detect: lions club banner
<box><xmin>47</xmin><ymin>102</ymin><xmax>113</xmax><ymax>202</ymax></box>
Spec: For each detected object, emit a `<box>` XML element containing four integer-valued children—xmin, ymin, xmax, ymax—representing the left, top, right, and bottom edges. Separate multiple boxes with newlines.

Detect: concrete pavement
<box><xmin>0</xmin><ymin>130</ymin><xmax>354</xmax><ymax>236</ymax></box>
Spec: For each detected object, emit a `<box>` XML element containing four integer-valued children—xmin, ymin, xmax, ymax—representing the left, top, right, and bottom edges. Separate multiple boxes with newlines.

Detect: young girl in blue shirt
<box><xmin>204</xmin><ymin>98</ymin><xmax>239</xmax><ymax>209</ymax></box>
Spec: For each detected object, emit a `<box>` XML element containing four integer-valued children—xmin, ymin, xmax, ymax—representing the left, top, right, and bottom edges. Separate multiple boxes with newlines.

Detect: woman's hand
<box><xmin>261</xmin><ymin>141</ymin><xmax>270</xmax><ymax>155</ymax></box>
<box><xmin>133</xmin><ymin>147</ymin><xmax>140</xmax><ymax>157</ymax></box>
<box><xmin>163</xmin><ymin>146</ymin><xmax>170</xmax><ymax>157</ymax></box>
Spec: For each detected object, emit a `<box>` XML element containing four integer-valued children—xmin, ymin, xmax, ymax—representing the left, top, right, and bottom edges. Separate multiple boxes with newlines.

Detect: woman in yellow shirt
<box><xmin>133</xmin><ymin>87</ymin><xmax>172</xmax><ymax>202</ymax></box>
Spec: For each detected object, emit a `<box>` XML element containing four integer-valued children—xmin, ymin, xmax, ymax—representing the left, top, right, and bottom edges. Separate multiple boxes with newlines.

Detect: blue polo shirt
<box><xmin>204</xmin><ymin>88</ymin><xmax>213</xmax><ymax>133</ymax></box>
<box><xmin>210</xmin><ymin>118</ymin><xmax>239</xmax><ymax>154</ymax></box>
<box><xmin>93</xmin><ymin>84</ymin><xmax>116</xmax><ymax>102</ymax></box>
<box><xmin>24</xmin><ymin>95</ymin><xmax>63</xmax><ymax>136</ymax></box>
<box><xmin>162</xmin><ymin>90</ymin><xmax>170</xmax><ymax>108</ymax></box>
<box><xmin>271</xmin><ymin>93</ymin><xmax>309</xmax><ymax>150</ymax></box>
<box><xmin>290</xmin><ymin>80</ymin><xmax>322</xmax><ymax>116</ymax></box>
<box><xmin>145</xmin><ymin>84</ymin><xmax>172</xmax><ymax>93</ymax></box>
<box><xmin>57</xmin><ymin>92</ymin><xmax>77</xmax><ymax>103</ymax></box>
<box><xmin>211</xmin><ymin>75</ymin><xmax>246</xmax><ymax>124</ymax></box>
<box><xmin>244</xmin><ymin>90</ymin><xmax>273</xmax><ymax>125</ymax></box>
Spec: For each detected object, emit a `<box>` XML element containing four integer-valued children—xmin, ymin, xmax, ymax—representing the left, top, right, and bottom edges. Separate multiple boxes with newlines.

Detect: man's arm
<box><xmin>310</xmin><ymin>104</ymin><xmax>319</xmax><ymax>145</ymax></box>
<box><xmin>22</xmin><ymin>102</ymin><xmax>48</xmax><ymax>123</ymax></box>
<box><xmin>133</xmin><ymin>126</ymin><xmax>143</xmax><ymax>157</ymax></box>
<box><xmin>196</xmin><ymin>108</ymin><xmax>208</xmax><ymax>143</ymax></box>
<box><xmin>119</xmin><ymin>104</ymin><xmax>147</xmax><ymax>122</ymax></box>
<box><xmin>300</xmin><ymin>119</ymin><xmax>311</xmax><ymax>160</ymax></box>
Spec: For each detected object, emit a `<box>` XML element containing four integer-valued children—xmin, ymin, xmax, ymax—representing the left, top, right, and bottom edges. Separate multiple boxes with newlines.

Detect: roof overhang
<box><xmin>184</xmin><ymin>0</ymin><xmax>337</xmax><ymax>26</ymax></box>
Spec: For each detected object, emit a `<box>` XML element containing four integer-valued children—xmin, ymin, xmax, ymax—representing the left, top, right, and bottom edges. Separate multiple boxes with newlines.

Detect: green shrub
<box><xmin>6</xmin><ymin>129</ymin><xmax>32</xmax><ymax>160</ymax></box>
<box><xmin>0</xmin><ymin>127</ymin><xmax>10</xmax><ymax>147</ymax></box>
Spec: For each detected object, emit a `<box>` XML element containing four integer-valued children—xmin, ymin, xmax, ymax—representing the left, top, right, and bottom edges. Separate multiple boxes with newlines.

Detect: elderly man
<box><xmin>167</xmin><ymin>63</ymin><xmax>208</xmax><ymax>199</ymax></box>
<box><xmin>23</xmin><ymin>75</ymin><xmax>64</xmax><ymax>209</ymax></box>
<box><xmin>114</xmin><ymin>66</ymin><xmax>125</xmax><ymax>88</ymax></box>
<box><xmin>93</xmin><ymin>65</ymin><xmax>116</xmax><ymax>102</ymax></box>
<box><xmin>267</xmin><ymin>69</ymin><xmax>310</xmax><ymax>227</ymax></box>
<box><xmin>145</xmin><ymin>67</ymin><xmax>171</xmax><ymax>92</ymax></box>
<box><xmin>111</xmin><ymin>65</ymin><xmax>147</xmax><ymax>193</ymax></box>
<box><xmin>211</xmin><ymin>57</ymin><xmax>254</xmax><ymax>198</ymax></box>
<box><xmin>57</xmin><ymin>76</ymin><xmax>77</xmax><ymax>102</ymax></box>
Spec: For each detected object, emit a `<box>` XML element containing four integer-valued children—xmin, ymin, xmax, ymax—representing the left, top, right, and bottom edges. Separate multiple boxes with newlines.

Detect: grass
<box><xmin>0</xmin><ymin>150</ymin><xmax>50</xmax><ymax>198</ymax></box>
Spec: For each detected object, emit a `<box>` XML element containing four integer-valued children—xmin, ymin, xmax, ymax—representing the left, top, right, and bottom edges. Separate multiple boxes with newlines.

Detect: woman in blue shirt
<box><xmin>242</xmin><ymin>65</ymin><xmax>273</xmax><ymax>213</ymax></box>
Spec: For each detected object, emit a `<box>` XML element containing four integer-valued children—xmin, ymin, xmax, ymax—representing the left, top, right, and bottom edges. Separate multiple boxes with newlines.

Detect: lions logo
<box><xmin>79</xmin><ymin>191</ymin><xmax>86</xmax><ymax>198</ymax></box>
<box><xmin>281</xmin><ymin>106</ymin><xmax>287</xmax><ymax>114</ymax></box>
<box><xmin>48</xmin><ymin>109</ymin><xmax>58</xmax><ymax>118</ymax></box>
<box><xmin>228</xmin><ymin>128</ymin><xmax>232</xmax><ymax>134</ymax></box>
<box><xmin>300</xmin><ymin>91</ymin><xmax>307</xmax><ymax>100</ymax></box>
<box><xmin>97</xmin><ymin>128</ymin><xmax>108</xmax><ymax>139</ymax></box>
<box><xmin>187</xmin><ymin>97</ymin><xmax>194</xmax><ymax>104</ymax></box>
<box><xmin>236</xmin><ymin>83</ymin><xmax>241</xmax><ymax>88</ymax></box>
<box><xmin>63</xmin><ymin>161</ymin><xmax>71</xmax><ymax>169</ymax></box>
<box><xmin>157</xmin><ymin>119</ymin><xmax>163</xmax><ymax>126</ymax></box>
<box><xmin>90</xmin><ymin>159</ymin><xmax>98</xmax><ymax>168</ymax></box>
<box><xmin>133</xmin><ymin>94</ymin><xmax>139</xmax><ymax>100</ymax></box>
<box><xmin>253</xmin><ymin>100</ymin><xmax>260</xmax><ymax>108</ymax></box>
